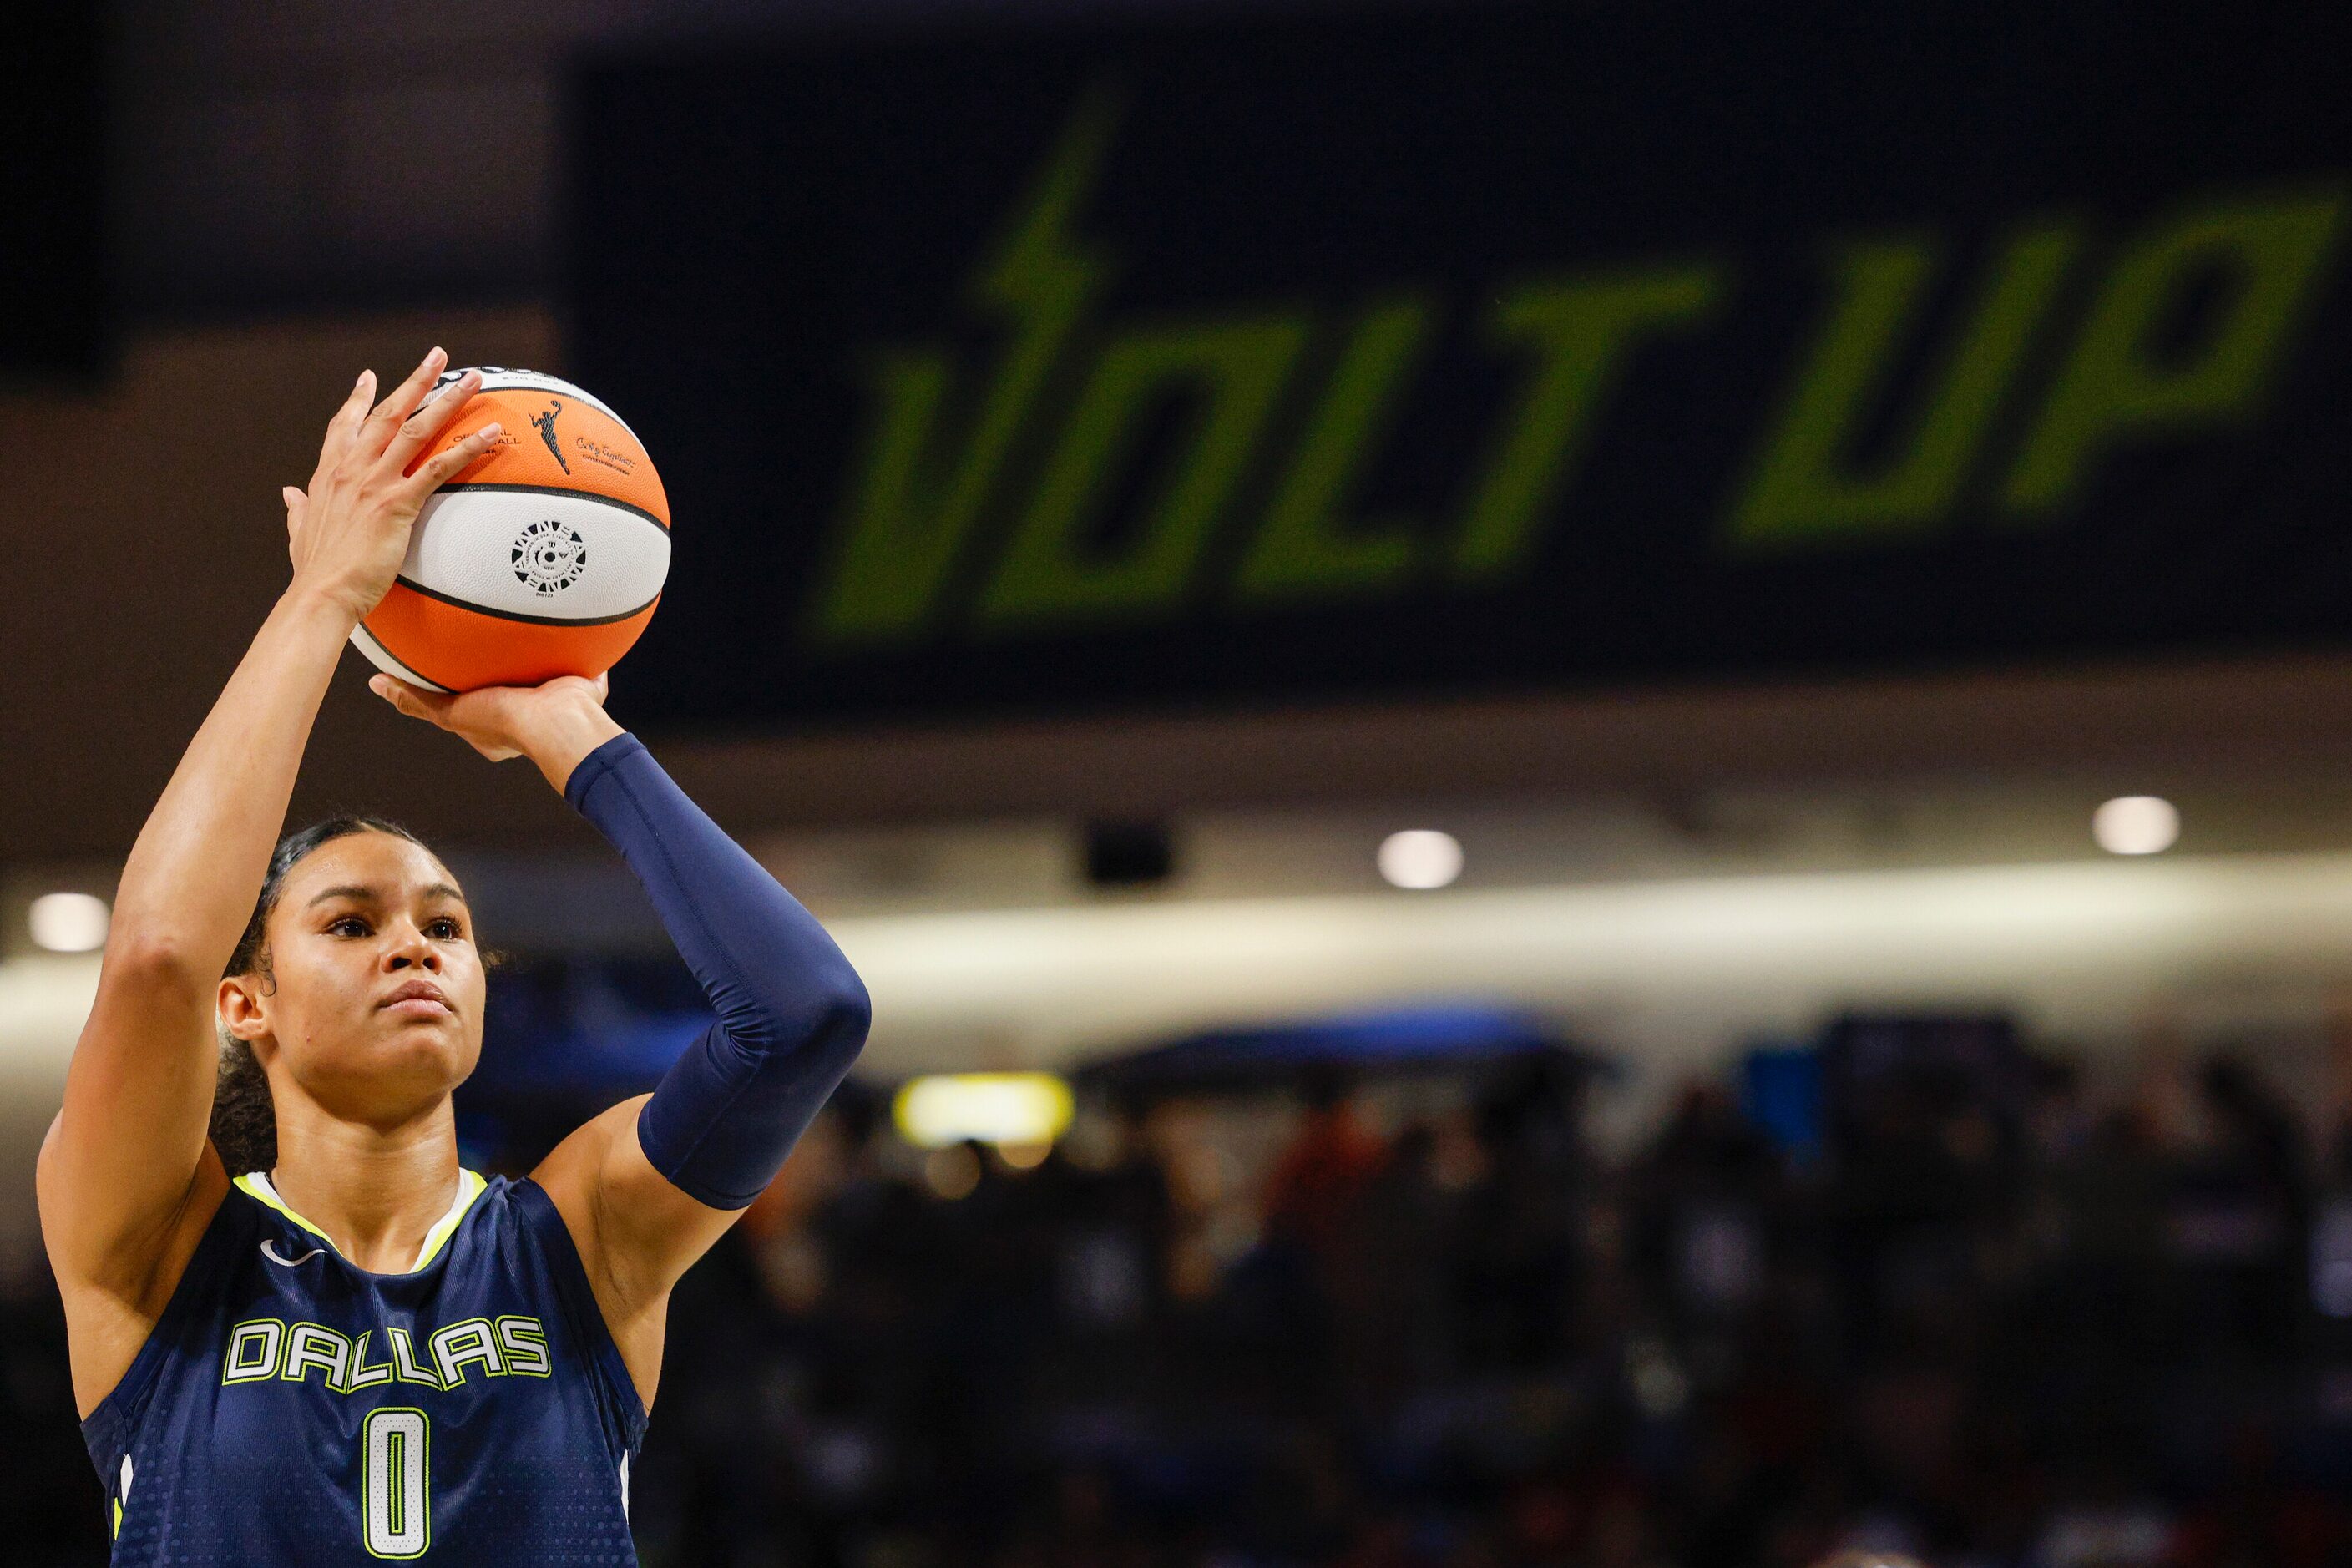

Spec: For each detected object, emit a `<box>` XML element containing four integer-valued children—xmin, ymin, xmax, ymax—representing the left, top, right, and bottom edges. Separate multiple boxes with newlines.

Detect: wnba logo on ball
<box><xmin>511</xmin><ymin>519</ymin><xmax>589</xmax><ymax>597</ymax></box>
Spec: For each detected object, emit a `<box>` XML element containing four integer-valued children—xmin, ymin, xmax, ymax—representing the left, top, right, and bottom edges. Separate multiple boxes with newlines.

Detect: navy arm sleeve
<box><xmin>564</xmin><ymin>731</ymin><xmax>872</xmax><ymax>1209</ymax></box>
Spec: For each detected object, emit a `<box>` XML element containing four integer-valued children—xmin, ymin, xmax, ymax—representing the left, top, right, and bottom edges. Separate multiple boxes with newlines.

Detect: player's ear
<box><xmin>217</xmin><ymin>975</ymin><xmax>270</xmax><ymax>1043</ymax></box>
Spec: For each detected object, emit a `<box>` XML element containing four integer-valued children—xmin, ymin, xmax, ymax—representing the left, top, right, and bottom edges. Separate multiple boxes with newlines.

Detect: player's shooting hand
<box><xmin>370</xmin><ymin>671</ymin><xmax>625</xmax><ymax>796</ymax></box>
<box><xmin>285</xmin><ymin>348</ymin><xmax>504</xmax><ymax>623</ymax></box>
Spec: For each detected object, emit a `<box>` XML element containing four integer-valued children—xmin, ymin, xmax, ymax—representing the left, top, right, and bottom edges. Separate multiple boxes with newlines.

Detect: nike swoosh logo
<box><xmin>260</xmin><ymin>1241</ymin><xmax>326</xmax><ymax>1267</ymax></box>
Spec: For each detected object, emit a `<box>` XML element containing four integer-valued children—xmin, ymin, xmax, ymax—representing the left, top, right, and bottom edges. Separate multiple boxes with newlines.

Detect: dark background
<box><xmin>0</xmin><ymin>8</ymin><xmax>106</xmax><ymax>382</ymax></box>
<box><xmin>573</xmin><ymin>2</ymin><xmax>2352</xmax><ymax>731</ymax></box>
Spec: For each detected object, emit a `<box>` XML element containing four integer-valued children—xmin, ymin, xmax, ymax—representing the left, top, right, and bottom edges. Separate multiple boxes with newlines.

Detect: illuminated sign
<box><xmin>574</xmin><ymin>6</ymin><xmax>2352</xmax><ymax>727</ymax></box>
<box><xmin>893</xmin><ymin>1073</ymin><xmax>1075</xmax><ymax>1148</ymax></box>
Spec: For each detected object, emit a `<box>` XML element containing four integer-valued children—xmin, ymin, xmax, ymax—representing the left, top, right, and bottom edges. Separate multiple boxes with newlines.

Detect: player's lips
<box><xmin>378</xmin><ymin>979</ymin><xmax>454</xmax><ymax>1018</ymax></box>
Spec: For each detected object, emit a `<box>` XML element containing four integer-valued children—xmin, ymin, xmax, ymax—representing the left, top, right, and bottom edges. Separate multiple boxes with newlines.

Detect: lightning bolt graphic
<box><xmin>814</xmin><ymin>92</ymin><xmax>1121</xmax><ymax>645</ymax></box>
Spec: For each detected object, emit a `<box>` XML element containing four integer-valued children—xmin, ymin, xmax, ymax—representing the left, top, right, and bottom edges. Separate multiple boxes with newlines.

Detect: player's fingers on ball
<box><xmin>382</xmin><ymin>367</ymin><xmax>481</xmax><ymax>473</ymax></box>
<box><xmin>317</xmin><ymin>370</ymin><xmax>376</xmax><ymax>468</ymax></box>
<box><xmin>372</xmin><ymin>346</ymin><xmax>444</xmax><ymax>418</ymax></box>
<box><xmin>407</xmin><ymin>422</ymin><xmax>504</xmax><ymax>493</ymax></box>
<box><xmin>368</xmin><ymin>674</ymin><xmax>451</xmax><ymax>723</ymax></box>
<box><xmin>362</xmin><ymin>346</ymin><xmax>448</xmax><ymax>453</ymax></box>
<box><xmin>335</xmin><ymin>369</ymin><xmax>376</xmax><ymax>427</ymax></box>
<box><xmin>592</xmin><ymin>672</ymin><xmax>610</xmax><ymax>702</ymax></box>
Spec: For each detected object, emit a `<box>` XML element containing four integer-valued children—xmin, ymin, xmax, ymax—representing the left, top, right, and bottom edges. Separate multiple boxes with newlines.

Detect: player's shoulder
<box><xmin>463</xmin><ymin>1171</ymin><xmax>577</xmax><ymax>1255</ymax></box>
<box><xmin>448</xmin><ymin>1170</ymin><xmax>532</xmax><ymax>1238</ymax></box>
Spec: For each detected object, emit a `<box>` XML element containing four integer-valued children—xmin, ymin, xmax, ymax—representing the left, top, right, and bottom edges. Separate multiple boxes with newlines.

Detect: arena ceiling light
<box><xmin>893</xmin><ymin>1072</ymin><xmax>1075</xmax><ymax>1149</ymax></box>
<box><xmin>28</xmin><ymin>892</ymin><xmax>109</xmax><ymax>953</ymax></box>
<box><xmin>2092</xmin><ymin>796</ymin><xmax>2181</xmax><ymax>857</ymax></box>
<box><xmin>1378</xmin><ymin>830</ymin><xmax>1464</xmax><ymax>890</ymax></box>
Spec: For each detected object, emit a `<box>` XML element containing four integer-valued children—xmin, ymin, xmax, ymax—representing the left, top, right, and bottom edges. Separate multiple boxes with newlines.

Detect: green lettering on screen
<box><xmin>1234</xmin><ymin>296</ymin><xmax>1436</xmax><ymax>604</ymax></box>
<box><xmin>2004</xmin><ymin>188</ymin><xmax>2345</xmax><ymax>515</ymax></box>
<box><xmin>810</xmin><ymin>96</ymin><xmax>1120</xmax><ymax>646</ymax></box>
<box><xmin>1449</xmin><ymin>269</ymin><xmax>1721</xmax><ymax>582</ymax></box>
<box><xmin>1732</xmin><ymin>225</ymin><xmax>2080</xmax><ymax>549</ymax></box>
<box><xmin>979</xmin><ymin>315</ymin><xmax>1310</xmax><ymax>626</ymax></box>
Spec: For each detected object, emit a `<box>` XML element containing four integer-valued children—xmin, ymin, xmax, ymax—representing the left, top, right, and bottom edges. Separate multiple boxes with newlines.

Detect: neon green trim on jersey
<box><xmin>234</xmin><ymin>1172</ymin><xmax>336</xmax><ymax>1247</ymax></box>
<box><xmin>235</xmin><ymin>1170</ymin><xmax>488</xmax><ymax>1273</ymax></box>
<box><xmin>411</xmin><ymin>1170</ymin><xmax>488</xmax><ymax>1270</ymax></box>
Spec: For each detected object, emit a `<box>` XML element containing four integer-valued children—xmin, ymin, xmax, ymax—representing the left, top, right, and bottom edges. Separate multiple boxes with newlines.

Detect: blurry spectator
<box><xmin>1053</xmin><ymin>1102</ymin><xmax>1171</xmax><ymax>1338</ymax></box>
<box><xmin>2021</xmin><ymin>1095</ymin><xmax>2182</xmax><ymax>1450</ymax></box>
<box><xmin>1629</xmin><ymin>1082</ymin><xmax>1779</xmax><ymax>1331</ymax></box>
<box><xmin>1348</xmin><ymin>1123</ymin><xmax>1462</xmax><ymax>1403</ymax></box>
<box><xmin>1263</xmin><ymin>1068</ymin><xmax>1389</xmax><ymax>1263</ymax></box>
<box><xmin>2168</xmin><ymin>1053</ymin><xmax>2311</xmax><ymax>1363</ymax></box>
<box><xmin>1454</xmin><ymin>1059</ymin><xmax>1591</xmax><ymax>1373</ymax></box>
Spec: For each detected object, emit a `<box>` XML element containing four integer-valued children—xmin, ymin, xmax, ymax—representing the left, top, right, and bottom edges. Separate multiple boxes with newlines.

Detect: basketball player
<box><xmin>37</xmin><ymin>348</ymin><xmax>872</xmax><ymax>1561</ymax></box>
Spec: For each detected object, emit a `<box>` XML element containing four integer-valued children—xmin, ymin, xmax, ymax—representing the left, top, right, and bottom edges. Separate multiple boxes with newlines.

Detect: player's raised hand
<box><xmin>284</xmin><ymin>348</ymin><xmax>504</xmax><ymax>622</ymax></box>
<box><xmin>369</xmin><ymin>670</ymin><xmax>624</xmax><ymax>795</ymax></box>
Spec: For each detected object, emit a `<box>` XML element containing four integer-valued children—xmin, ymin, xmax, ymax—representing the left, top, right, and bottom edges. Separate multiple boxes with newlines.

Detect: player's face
<box><xmin>245</xmin><ymin>832</ymin><xmax>488</xmax><ymax>1120</ymax></box>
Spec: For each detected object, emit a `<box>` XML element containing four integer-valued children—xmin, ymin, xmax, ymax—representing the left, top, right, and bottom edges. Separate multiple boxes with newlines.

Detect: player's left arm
<box><xmin>371</xmin><ymin>675</ymin><xmax>871</xmax><ymax>1388</ymax></box>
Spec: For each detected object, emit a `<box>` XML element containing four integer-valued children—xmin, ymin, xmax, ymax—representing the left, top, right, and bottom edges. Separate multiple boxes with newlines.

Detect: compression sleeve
<box><xmin>565</xmin><ymin>731</ymin><xmax>872</xmax><ymax>1208</ymax></box>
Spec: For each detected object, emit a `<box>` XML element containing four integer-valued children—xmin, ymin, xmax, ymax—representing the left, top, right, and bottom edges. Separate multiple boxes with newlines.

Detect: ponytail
<box><xmin>210</xmin><ymin>1035</ymin><xmax>277</xmax><ymax>1176</ymax></box>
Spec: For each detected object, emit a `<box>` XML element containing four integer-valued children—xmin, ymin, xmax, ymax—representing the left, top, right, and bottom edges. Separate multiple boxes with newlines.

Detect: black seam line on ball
<box><xmin>493</xmin><ymin>382</ymin><xmax>630</xmax><ymax>431</ymax></box>
<box><xmin>392</xmin><ymin>576</ymin><xmax>663</xmax><ymax>628</ymax></box>
<box><xmin>353</xmin><ymin>625</ymin><xmax>453</xmax><ymax>693</ymax></box>
<box><xmin>433</xmin><ymin>483</ymin><xmax>670</xmax><ymax>533</ymax></box>
<box><xmin>432</xmin><ymin>370</ymin><xmax>631</xmax><ymax>431</ymax></box>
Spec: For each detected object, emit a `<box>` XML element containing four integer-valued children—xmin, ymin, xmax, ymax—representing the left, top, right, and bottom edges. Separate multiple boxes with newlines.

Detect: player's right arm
<box><xmin>36</xmin><ymin>351</ymin><xmax>498</xmax><ymax>1412</ymax></box>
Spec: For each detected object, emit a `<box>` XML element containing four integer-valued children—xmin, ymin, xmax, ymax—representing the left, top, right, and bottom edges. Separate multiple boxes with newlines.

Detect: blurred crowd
<box><xmin>11</xmin><ymin>1032</ymin><xmax>2352</xmax><ymax>1567</ymax></box>
<box><xmin>625</xmin><ymin>1039</ymin><xmax>2352</xmax><ymax>1568</ymax></box>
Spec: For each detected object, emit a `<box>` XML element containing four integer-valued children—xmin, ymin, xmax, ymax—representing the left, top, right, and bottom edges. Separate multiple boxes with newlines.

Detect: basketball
<box><xmin>348</xmin><ymin>367</ymin><xmax>669</xmax><ymax>693</ymax></box>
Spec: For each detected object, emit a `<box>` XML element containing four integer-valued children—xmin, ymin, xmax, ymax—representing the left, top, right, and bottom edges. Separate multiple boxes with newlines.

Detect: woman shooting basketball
<box><xmin>37</xmin><ymin>348</ymin><xmax>870</xmax><ymax>1562</ymax></box>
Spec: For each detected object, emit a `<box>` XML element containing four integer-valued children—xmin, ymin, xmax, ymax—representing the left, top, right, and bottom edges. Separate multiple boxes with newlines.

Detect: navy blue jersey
<box><xmin>81</xmin><ymin>1171</ymin><xmax>646</xmax><ymax>1564</ymax></box>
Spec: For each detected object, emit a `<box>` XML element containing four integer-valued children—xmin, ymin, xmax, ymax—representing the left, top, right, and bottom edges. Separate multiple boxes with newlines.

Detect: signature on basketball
<box><xmin>573</xmin><ymin>437</ymin><xmax>639</xmax><ymax>476</ymax></box>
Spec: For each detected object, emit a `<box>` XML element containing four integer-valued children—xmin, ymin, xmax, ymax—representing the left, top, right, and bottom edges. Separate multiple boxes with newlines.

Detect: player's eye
<box><xmin>326</xmin><ymin>915</ymin><xmax>371</xmax><ymax>938</ymax></box>
<box><xmin>427</xmin><ymin>918</ymin><xmax>464</xmax><ymax>940</ymax></box>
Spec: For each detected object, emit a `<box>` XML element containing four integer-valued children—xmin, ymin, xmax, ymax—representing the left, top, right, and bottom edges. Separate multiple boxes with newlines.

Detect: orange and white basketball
<box><xmin>349</xmin><ymin>367</ymin><xmax>669</xmax><ymax>693</ymax></box>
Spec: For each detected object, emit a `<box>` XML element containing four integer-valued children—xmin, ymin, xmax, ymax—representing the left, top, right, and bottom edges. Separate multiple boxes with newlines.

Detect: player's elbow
<box><xmin>719</xmin><ymin>945</ymin><xmax>869</xmax><ymax>1077</ymax></box>
<box><xmin>808</xmin><ymin>966</ymin><xmax>872</xmax><ymax>1075</ymax></box>
<box><xmin>99</xmin><ymin>926</ymin><xmax>214</xmax><ymax>1008</ymax></box>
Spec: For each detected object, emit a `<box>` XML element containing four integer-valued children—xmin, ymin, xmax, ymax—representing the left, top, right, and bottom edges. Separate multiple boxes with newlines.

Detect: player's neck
<box><xmin>267</xmin><ymin>1101</ymin><xmax>466</xmax><ymax>1274</ymax></box>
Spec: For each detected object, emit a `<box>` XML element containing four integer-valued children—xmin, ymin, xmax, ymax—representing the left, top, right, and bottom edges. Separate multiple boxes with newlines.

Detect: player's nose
<box><xmin>382</xmin><ymin>923</ymin><xmax>442</xmax><ymax>972</ymax></box>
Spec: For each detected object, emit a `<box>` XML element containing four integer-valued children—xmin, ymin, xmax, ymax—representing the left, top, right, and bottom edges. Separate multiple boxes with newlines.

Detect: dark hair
<box><xmin>211</xmin><ymin>816</ymin><xmax>437</xmax><ymax>1176</ymax></box>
